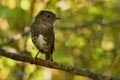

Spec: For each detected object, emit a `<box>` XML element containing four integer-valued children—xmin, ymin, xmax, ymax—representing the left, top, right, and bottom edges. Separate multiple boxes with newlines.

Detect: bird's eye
<box><xmin>47</xmin><ymin>15</ymin><xmax>50</xmax><ymax>18</ymax></box>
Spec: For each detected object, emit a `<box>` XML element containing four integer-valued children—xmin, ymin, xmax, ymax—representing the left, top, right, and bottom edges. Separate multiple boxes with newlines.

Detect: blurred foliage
<box><xmin>0</xmin><ymin>0</ymin><xmax>120</xmax><ymax>80</ymax></box>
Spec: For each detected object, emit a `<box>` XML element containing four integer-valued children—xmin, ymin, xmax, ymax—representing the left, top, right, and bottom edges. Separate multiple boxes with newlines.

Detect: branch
<box><xmin>56</xmin><ymin>20</ymin><xmax>120</xmax><ymax>30</ymax></box>
<box><xmin>0</xmin><ymin>48</ymin><xmax>120</xmax><ymax>80</ymax></box>
<box><xmin>0</xmin><ymin>30</ymin><xmax>30</xmax><ymax>47</ymax></box>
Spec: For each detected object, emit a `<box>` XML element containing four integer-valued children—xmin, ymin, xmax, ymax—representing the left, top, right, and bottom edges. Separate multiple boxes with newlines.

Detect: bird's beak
<box><xmin>56</xmin><ymin>17</ymin><xmax>61</xmax><ymax>20</ymax></box>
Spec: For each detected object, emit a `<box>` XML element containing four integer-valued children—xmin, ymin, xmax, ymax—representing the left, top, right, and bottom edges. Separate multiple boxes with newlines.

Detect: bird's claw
<box><xmin>34</xmin><ymin>57</ymin><xmax>40</xmax><ymax>64</ymax></box>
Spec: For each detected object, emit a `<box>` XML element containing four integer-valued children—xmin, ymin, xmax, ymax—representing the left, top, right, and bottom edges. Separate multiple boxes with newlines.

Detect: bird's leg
<box><xmin>45</xmin><ymin>52</ymin><xmax>52</xmax><ymax>66</ymax></box>
<box><xmin>34</xmin><ymin>51</ymin><xmax>40</xmax><ymax>63</ymax></box>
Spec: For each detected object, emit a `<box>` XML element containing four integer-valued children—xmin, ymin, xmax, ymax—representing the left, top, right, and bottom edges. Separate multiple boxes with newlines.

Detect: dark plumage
<box><xmin>30</xmin><ymin>10</ymin><xmax>60</xmax><ymax>63</ymax></box>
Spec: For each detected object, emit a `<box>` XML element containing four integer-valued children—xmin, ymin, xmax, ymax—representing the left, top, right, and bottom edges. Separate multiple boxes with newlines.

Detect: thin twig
<box><xmin>0</xmin><ymin>30</ymin><xmax>30</xmax><ymax>47</ymax></box>
<box><xmin>0</xmin><ymin>19</ymin><xmax>120</xmax><ymax>47</ymax></box>
<box><xmin>56</xmin><ymin>20</ymin><xmax>120</xmax><ymax>30</ymax></box>
<box><xmin>0</xmin><ymin>48</ymin><xmax>120</xmax><ymax>80</ymax></box>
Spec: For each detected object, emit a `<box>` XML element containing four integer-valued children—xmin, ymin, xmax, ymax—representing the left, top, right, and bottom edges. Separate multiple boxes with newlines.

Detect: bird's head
<box><xmin>36</xmin><ymin>10</ymin><xmax>60</xmax><ymax>23</ymax></box>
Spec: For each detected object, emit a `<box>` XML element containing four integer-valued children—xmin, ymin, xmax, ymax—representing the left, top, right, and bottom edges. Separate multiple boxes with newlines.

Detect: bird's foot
<box><xmin>34</xmin><ymin>57</ymin><xmax>40</xmax><ymax>64</ymax></box>
<box><xmin>45</xmin><ymin>60</ymin><xmax>52</xmax><ymax>67</ymax></box>
<box><xmin>34</xmin><ymin>51</ymin><xmax>40</xmax><ymax>64</ymax></box>
<box><xmin>45</xmin><ymin>60</ymin><xmax>50</xmax><ymax>66</ymax></box>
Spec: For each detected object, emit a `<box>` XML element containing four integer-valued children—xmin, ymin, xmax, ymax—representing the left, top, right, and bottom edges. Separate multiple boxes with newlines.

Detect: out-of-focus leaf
<box><xmin>92</xmin><ymin>47</ymin><xmax>104</xmax><ymax>60</ymax></box>
<box><xmin>66</xmin><ymin>33</ymin><xmax>86</xmax><ymax>48</ymax></box>
<box><xmin>3</xmin><ymin>58</ymin><xmax>16</xmax><ymax>67</ymax></box>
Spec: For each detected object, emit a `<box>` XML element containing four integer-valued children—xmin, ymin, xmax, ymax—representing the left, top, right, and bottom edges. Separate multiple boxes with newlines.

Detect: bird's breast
<box><xmin>37</xmin><ymin>34</ymin><xmax>47</xmax><ymax>47</ymax></box>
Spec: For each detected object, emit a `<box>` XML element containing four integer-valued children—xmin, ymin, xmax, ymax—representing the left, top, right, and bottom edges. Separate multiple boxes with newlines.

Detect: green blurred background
<box><xmin>0</xmin><ymin>0</ymin><xmax>120</xmax><ymax>80</ymax></box>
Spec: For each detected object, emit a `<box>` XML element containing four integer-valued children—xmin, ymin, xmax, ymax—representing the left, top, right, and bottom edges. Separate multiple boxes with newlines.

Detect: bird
<box><xmin>30</xmin><ymin>10</ymin><xmax>60</xmax><ymax>64</ymax></box>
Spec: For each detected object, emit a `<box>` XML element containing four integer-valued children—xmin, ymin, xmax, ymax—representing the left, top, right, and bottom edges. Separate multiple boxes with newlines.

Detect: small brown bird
<box><xmin>30</xmin><ymin>10</ymin><xmax>60</xmax><ymax>63</ymax></box>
